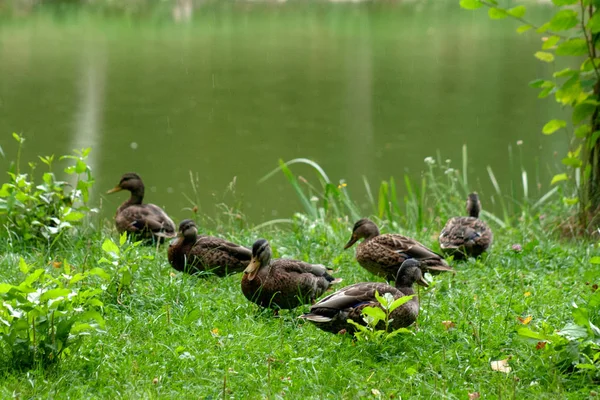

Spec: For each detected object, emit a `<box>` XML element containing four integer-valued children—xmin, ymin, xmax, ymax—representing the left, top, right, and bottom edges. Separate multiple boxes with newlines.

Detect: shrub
<box><xmin>0</xmin><ymin>258</ymin><xmax>108</xmax><ymax>369</ymax></box>
<box><xmin>0</xmin><ymin>133</ymin><xmax>95</xmax><ymax>243</ymax></box>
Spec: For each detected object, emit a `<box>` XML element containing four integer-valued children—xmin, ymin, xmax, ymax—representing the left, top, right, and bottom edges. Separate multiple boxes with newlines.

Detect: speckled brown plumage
<box><xmin>344</xmin><ymin>218</ymin><xmax>454</xmax><ymax>282</ymax></box>
<box><xmin>301</xmin><ymin>259</ymin><xmax>427</xmax><ymax>335</ymax></box>
<box><xmin>168</xmin><ymin>220</ymin><xmax>251</xmax><ymax>276</ymax></box>
<box><xmin>439</xmin><ymin>193</ymin><xmax>493</xmax><ymax>259</ymax></box>
<box><xmin>107</xmin><ymin>173</ymin><xmax>176</xmax><ymax>242</ymax></box>
<box><xmin>241</xmin><ymin>239</ymin><xmax>341</xmax><ymax>310</ymax></box>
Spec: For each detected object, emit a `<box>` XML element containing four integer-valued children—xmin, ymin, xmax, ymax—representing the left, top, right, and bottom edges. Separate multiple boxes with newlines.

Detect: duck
<box><xmin>300</xmin><ymin>259</ymin><xmax>427</xmax><ymax>335</ymax></box>
<box><xmin>241</xmin><ymin>239</ymin><xmax>342</xmax><ymax>310</ymax></box>
<box><xmin>106</xmin><ymin>173</ymin><xmax>176</xmax><ymax>242</ymax></box>
<box><xmin>438</xmin><ymin>192</ymin><xmax>493</xmax><ymax>259</ymax></box>
<box><xmin>344</xmin><ymin>218</ymin><xmax>454</xmax><ymax>281</ymax></box>
<box><xmin>167</xmin><ymin>219</ymin><xmax>251</xmax><ymax>276</ymax></box>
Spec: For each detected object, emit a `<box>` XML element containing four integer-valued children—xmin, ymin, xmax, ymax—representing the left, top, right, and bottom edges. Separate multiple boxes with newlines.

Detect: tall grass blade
<box><xmin>462</xmin><ymin>144</ymin><xmax>468</xmax><ymax>191</ymax></box>
<box><xmin>532</xmin><ymin>186</ymin><xmax>559</xmax><ymax>209</ymax></box>
<box><xmin>252</xmin><ymin>219</ymin><xmax>295</xmax><ymax>230</ymax></box>
<box><xmin>522</xmin><ymin>170</ymin><xmax>528</xmax><ymax>200</ymax></box>
<box><xmin>277</xmin><ymin>160</ymin><xmax>317</xmax><ymax>219</ymax></box>
<box><xmin>363</xmin><ymin>176</ymin><xmax>377</xmax><ymax>215</ymax></box>
<box><xmin>258</xmin><ymin>158</ymin><xmax>331</xmax><ymax>184</ymax></box>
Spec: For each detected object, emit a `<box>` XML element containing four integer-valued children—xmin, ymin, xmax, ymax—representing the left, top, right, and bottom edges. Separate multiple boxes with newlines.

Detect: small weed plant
<box><xmin>99</xmin><ymin>232</ymin><xmax>154</xmax><ymax>300</ymax></box>
<box><xmin>0</xmin><ymin>258</ymin><xmax>107</xmax><ymax>369</ymax></box>
<box><xmin>348</xmin><ymin>291</ymin><xmax>415</xmax><ymax>343</ymax></box>
<box><xmin>0</xmin><ymin>133</ymin><xmax>95</xmax><ymax>243</ymax></box>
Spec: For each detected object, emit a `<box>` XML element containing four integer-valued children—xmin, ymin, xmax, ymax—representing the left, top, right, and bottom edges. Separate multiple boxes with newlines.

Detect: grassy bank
<box><xmin>0</xmin><ymin>148</ymin><xmax>598</xmax><ymax>398</ymax></box>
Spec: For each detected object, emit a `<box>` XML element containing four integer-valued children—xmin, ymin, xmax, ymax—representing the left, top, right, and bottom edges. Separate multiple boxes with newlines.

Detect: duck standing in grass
<box><xmin>107</xmin><ymin>173</ymin><xmax>176</xmax><ymax>242</ymax></box>
<box><xmin>301</xmin><ymin>259</ymin><xmax>427</xmax><ymax>335</ymax></box>
<box><xmin>241</xmin><ymin>239</ymin><xmax>342</xmax><ymax>310</ymax></box>
<box><xmin>438</xmin><ymin>192</ymin><xmax>493</xmax><ymax>259</ymax></box>
<box><xmin>344</xmin><ymin>218</ymin><xmax>454</xmax><ymax>282</ymax></box>
<box><xmin>168</xmin><ymin>219</ymin><xmax>252</xmax><ymax>276</ymax></box>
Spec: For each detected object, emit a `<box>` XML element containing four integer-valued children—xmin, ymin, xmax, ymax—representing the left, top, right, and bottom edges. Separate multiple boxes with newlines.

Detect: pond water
<box><xmin>0</xmin><ymin>1</ymin><xmax>567</xmax><ymax>225</ymax></box>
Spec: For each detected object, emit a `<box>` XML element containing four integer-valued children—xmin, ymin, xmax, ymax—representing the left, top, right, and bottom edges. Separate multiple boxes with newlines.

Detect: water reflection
<box><xmin>0</xmin><ymin>2</ymin><xmax>565</xmax><ymax>224</ymax></box>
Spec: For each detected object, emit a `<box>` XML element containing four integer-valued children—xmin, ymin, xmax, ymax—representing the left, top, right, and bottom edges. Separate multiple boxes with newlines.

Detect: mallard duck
<box><xmin>344</xmin><ymin>218</ymin><xmax>454</xmax><ymax>281</ymax></box>
<box><xmin>438</xmin><ymin>192</ymin><xmax>493</xmax><ymax>259</ymax></box>
<box><xmin>107</xmin><ymin>173</ymin><xmax>176</xmax><ymax>241</ymax></box>
<box><xmin>300</xmin><ymin>259</ymin><xmax>427</xmax><ymax>335</ymax></box>
<box><xmin>168</xmin><ymin>219</ymin><xmax>251</xmax><ymax>276</ymax></box>
<box><xmin>241</xmin><ymin>239</ymin><xmax>342</xmax><ymax>310</ymax></box>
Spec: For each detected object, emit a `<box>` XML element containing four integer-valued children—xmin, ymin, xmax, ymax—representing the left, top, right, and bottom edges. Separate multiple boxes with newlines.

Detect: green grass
<box><xmin>0</xmin><ymin>211</ymin><xmax>598</xmax><ymax>399</ymax></box>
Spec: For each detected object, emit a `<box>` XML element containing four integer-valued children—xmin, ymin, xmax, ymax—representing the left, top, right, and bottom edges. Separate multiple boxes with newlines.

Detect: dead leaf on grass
<box><xmin>490</xmin><ymin>358</ymin><xmax>512</xmax><ymax>373</ymax></box>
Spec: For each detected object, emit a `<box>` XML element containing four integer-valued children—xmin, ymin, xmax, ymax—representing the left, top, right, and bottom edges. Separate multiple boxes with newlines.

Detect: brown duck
<box><xmin>107</xmin><ymin>173</ymin><xmax>176</xmax><ymax>241</ymax></box>
<box><xmin>344</xmin><ymin>218</ymin><xmax>454</xmax><ymax>281</ymax></box>
<box><xmin>301</xmin><ymin>259</ymin><xmax>427</xmax><ymax>335</ymax></box>
<box><xmin>241</xmin><ymin>239</ymin><xmax>341</xmax><ymax>310</ymax></box>
<box><xmin>168</xmin><ymin>219</ymin><xmax>251</xmax><ymax>276</ymax></box>
<box><xmin>438</xmin><ymin>192</ymin><xmax>493</xmax><ymax>259</ymax></box>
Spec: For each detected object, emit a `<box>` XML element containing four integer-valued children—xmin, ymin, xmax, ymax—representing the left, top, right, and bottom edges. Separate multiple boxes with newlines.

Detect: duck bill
<box><xmin>244</xmin><ymin>259</ymin><xmax>260</xmax><ymax>281</ymax></box>
<box><xmin>417</xmin><ymin>276</ymin><xmax>429</xmax><ymax>287</ymax></box>
<box><xmin>106</xmin><ymin>186</ymin><xmax>122</xmax><ymax>194</ymax></box>
<box><xmin>343</xmin><ymin>236</ymin><xmax>358</xmax><ymax>250</ymax></box>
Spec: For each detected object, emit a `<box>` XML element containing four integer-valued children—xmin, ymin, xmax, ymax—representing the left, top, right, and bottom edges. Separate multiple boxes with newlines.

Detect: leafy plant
<box><xmin>460</xmin><ymin>0</ymin><xmax>600</xmax><ymax>233</ymax></box>
<box><xmin>98</xmin><ymin>232</ymin><xmax>154</xmax><ymax>300</ymax></box>
<box><xmin>0</xmin><ymin>133</ymin><xmax>95</xmax><ymax>243</ymax></box>
<box><xmin>347</xmin><ymin>291</ymin><xmax>415</xmax><ymax>343</ymax></box>
<box><xmin>518</xmin><ymin>289</ymin><xmax>600</xmax><ymax>379</ymax></box>
<box><xmin>0</xmin><ymin>258</ymin><xmax>107</xmax><ymax>369</ymax></box>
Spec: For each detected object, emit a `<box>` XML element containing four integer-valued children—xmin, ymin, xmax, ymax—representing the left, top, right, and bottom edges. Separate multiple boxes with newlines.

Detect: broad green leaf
<box><xmin>555</xmin><ymin>76</ymin><xmax>584</xmax><ymax>105</ymax></box>
<box><xmin>69</xmin><ymin>273</ymin><xmax>85</xmax><ymax>285</ymax></box>
<box><xmin>573</xmin><ymin>101</ymin><xmax>597</xmax><ymax>124</ymax></box>
<box><xmin>551</xmin><ymin>173</ymin><xmax>568</xmax><ymax>184</ymax></box>
<box><xmin>529</xmin><ymin>79</ymin><xmax>545</xmax><ymax>88</ymax></box>
<box><xmin>119</xmin><ymin>231</ymin><xmax>128</xmax><ymax>246</ymax></box>
<box><xmin>121</xmin><ymin>269</ymin><xmax>132</xmax><ymax>286</ymax></box>
<box><xmin>556</xmin><ymin>39</ymin><xmax>589</xmax><ymax>56</ymax></box>
<box><xmin>538</xmin><ymin>87</ymin><xmax>554</xmax><ymax>98</ymax></box>
<box><xmin>460</xmin><ymin>0</ymin><xmax>483</xmax><ymax>9</ymax></box>
<box><xmin>542</xmin><ymin>36</ymin><xmax>560</xmax><ymax>50</ymax></box>
<box><xmin>389</xmin><ymin>295</ymin><xmax>416</xmax><ymax>313</ymax></box>
<box><xmin>63</xmin><ymin>210</ymin><xmax>84</xmax><ymax>222</ymax></box>
<box><xmin>517</xmin><ymin>327</ymin><xmax>546</xmax><ymax>340</ymax></box>
<box><xmin>587</xmin><ymin>9</ymin><xmax>600</xmax><ymax>33</ymax></box>
<box><xmin>562</xmin><ymin>157</ymin><xmax>582</xmax><ymax>167</ymax></box>
<box><xmin>488</xmin><ymin>7</ymin><xmax>507</xmax><ymax>19</ymax></box>
<box><xmin>101</xmin><ymin>238</ymin><xmax>120</xmax><ymax>257</ymax></box>
<box><xmin>553</xmin><ymin>68</ymin><xmax>577</xmax><ymax>78</ymax></box>
<box><xmin>0</xmin><ymin>283</ymin><xmax>13</xmax><ymax>293</ymax></box>
<box><xmin>516</xmin><ymin>25</ymin><xmax>532</xmax><ymax>34</ymax></box>
<box><xmin>581</xmin><ymin>58</ymin><xmax>600</xmax><ymax>72</ymax></box>
<box><xmin>362</xmin><ymin>306</ymin><xmax>386</xmax><ymax>323</ymax></box>
<box><xmin>507</xmin><ymin>5</ymin><xmax>526</xmax><ymax>18</ymax></box>
<box><xmin>542</xmin><ymin>119</ymin><xmax>566</xmax><ymax>134</ymax></box>
<box><xmin>574</xmin><ymin>124</ymin><xmax>591</xmax><ymax>138</ymax></box>
<box><xmin>575</xmin><ymin>363</ymin><xmax>597</xmax><ymax>370</ymax></box>
<box><xmin>385</xmin><ymin>328</ymin><xmax>414</xmax><ymax>340</ymax></box>
<box><xmin>19</xmin><ymin>257</ymin><xmax>30</xmax><ymax>274</ymax></box>
<box><xmin>557</xmin><ymin>322</ymin><xmax>588</xmax><ymax>340</ymax></box>
<box><xmin>536</xmin><ymin>22</ymin><xmax>551</xmax><ymax>33</ymax></box>
<box><xmin>551</xmin><ymin>0</ymin><xmax>578</xmax><ymax>4</ymax></box>
<box><xmin>88</xmin><ymin>268</ymin><xmax>111</xmax><ymax>281</ymax></box>
<box><xmin>40</xmin><ymin>288</ymin><xmax>72</xmax><ymax>302</ymax></box>
<box><xmin>534</xmin><ymin>51</ymin><xmax>554</xmax><ymax>62</ymax></box>
<box><xmin>563</xmin><ymin>197</ymin><xmax>579</xmax><ymax>205</ymax></box>
<box><xmin>590</xmin><ymin>256</ymin><xmax>600</xmax><ymax>264</ymax></box>
<box><xmin>548</xmin><ymin>10</ymin><xmax>578</xmax><ymax>31</ymax></box>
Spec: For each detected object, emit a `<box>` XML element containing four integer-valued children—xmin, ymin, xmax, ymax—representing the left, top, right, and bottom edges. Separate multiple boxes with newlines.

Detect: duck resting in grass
<box><xmin>300</xmin><ymin>259</ymin><xmax>427</xmax><ymax>335</ymax></box>
<box><xmin>241</xmin><ymin>239</ymin><xmax>342</xmax><ymax>310</ymax></box>
<box><xmin>107</xmin><ymin>172</ymin><xmax>176</xmax><ymax>242</ymax></box>
<box><xmin>438</xmin><ymin>192</ymin><xmax>493</xmax><ymax>259</ymax></box>
<box><xmin>344</xmin><ymin>218</ymin><xmax>454</xmax><ymax>282</ymax></box>
<box><xmin>168</xmin><ymin>219</ymin><xmax>251</xmax><ymax>276</ymax></box>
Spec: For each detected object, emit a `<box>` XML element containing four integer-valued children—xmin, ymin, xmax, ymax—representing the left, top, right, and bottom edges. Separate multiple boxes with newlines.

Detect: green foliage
<box><xmin>461</xmin><ymin>0</ymin><xmax>600</xmax><ymax>232</ymax></box>
<box><xmin>98</xmin><ymin>232</ymin><xmax>154</xmax><ymax>299</ymax></box>
<box><xmin>347</xmin><ymin>291</ymin><xmax>415</xmax><ymax>343</ymax></box>
<box><xmin>0</xmin><ymin>133</ymin><xmax>95</xmax><ymax>243</ymax></box>
<box><xmin>518</xmin><ymin>289</ymin><xmax>600</xmax><ymax>379</ymax></box>
<box><xmin>0</xmin><ymin>258</ymin><xmax>107</xmax><ymax>369</ymax></box>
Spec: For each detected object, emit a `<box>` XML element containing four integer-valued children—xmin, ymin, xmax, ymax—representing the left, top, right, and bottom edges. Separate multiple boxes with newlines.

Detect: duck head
<box><xmin>344</xmin><ymin>218</ymin><xmax>380</xmax><ymax>250</ymax></box>
<box><xmin>178</xmin><ymin>219</ymin><xmax>198</xmax><ymax>242</ymax></box>
<box><xmin>107</xmin><ymin>172</ymin><xmax>145</xmax><ymax>200</ymax></box>
<box><xmin>244</xmin><ymin>239</ymin><xmax>272</xmax><ymax>281</ymax></box>
<box><xmin>466</xmin><ymin>192</ymin><xmax>481</xmax><ymax>218</ymax></box>
<box><xmin>395</xmin><ymin>259</ymin><xmax>429</xmax><ymax>288</ymax></box>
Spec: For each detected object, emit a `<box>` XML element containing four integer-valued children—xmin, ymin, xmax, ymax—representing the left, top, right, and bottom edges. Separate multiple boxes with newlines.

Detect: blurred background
<box><xmin>0</xmin><ymin>0</ymin><xmax>568</xmax><ymax>224</ymax></box>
